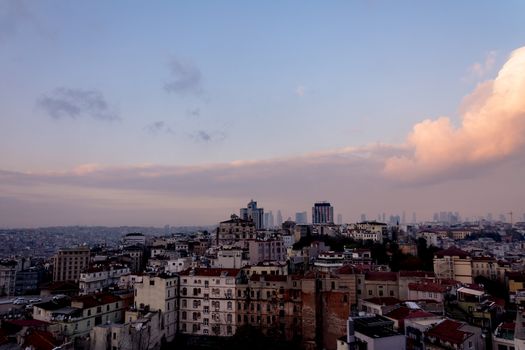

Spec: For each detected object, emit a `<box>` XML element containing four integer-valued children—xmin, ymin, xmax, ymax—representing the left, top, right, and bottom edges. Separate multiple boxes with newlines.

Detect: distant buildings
<box><xmin>312</xmin><ymin>201</ymin><xmax>334</xmax><ymax>224</ymax></box>
<box><xmin>240</xmin><ymin>200</ymin><xmax>264</xmax><ymax>230</ymax></box>
<box><xmin>264</xmin><ymin>211</ymin><xmax>275</xmax><ymax>228</ymax></box>
<box><xmin>295</xmin><ymin>211</ymin><xmax>308</xmax><ymax>225</ymax></box>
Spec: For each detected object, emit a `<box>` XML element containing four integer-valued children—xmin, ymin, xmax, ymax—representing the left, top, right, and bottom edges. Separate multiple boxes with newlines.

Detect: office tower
<box><xmin>264</xmin><ymin>211</ymin><xmax>275</xmax><ymax>229</ymax></box>
<box><xmin>312</xmin><ymin>202</ymin><xmax>334</xmax><ymax>225</ymax></box>
<box><xmin>240</xmin><ymin>199</ymin><xmax>264</xmax><ymax>230</ymax></box>
<box><xmin>412</xmin><ymin>212</ymin><xmax>416</xmax><ymax>224</ymax></box>
<box><xmin>337</xmin><ymin>214</ymin><xmax>343</xmax><ymax>225</ymax></box>
<box><xmin>52</xmin><ymin>246</ymin><xmax>90</xmax><ymax>282</ymax></box>
<box><xmin>382</xmin><ymin>213</ymin><xmax>386</xmax><ymax>223</ymax></box>
<box><xmin>295</xmin><ymin>211</ymin><xmax>308</xmax><ymax>225</ymax></box>
<box><xmin>360</xmin><ymin>214</ymin><xmax>367</xmax><ymax>222</ymax></box>
<box><xmin>276</xmin><ymin>210</ymin><xmax>283</xmax><ymax>227</ymax></box>
<box><xmin>402</xmin><ymin>211</ymin><xmax>406</xmax><ymax>225</ymax></box>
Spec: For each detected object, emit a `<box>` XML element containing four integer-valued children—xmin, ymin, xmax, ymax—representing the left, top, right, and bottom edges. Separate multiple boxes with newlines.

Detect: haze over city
<box><xmin>1</xmin><ymin>1</ymin><xmax>525</xmax><ymax>227</ymax></box>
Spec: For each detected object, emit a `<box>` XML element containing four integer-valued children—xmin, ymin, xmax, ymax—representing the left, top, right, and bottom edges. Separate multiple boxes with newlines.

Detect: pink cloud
<box><xmin>385</xmin><ymin>46</ymin><xmax>525</xmax><ymax>181</ymax></box>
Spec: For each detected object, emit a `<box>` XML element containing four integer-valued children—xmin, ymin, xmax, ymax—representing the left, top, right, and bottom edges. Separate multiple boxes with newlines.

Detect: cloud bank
<box><xmin>385</xmin><ymin>46</ymin><xmax>525</xmax><ymax>181</ymax></box>
<box><xmin>38</xmin><ymin>88</ymin><xmax>118</xmax><ymax>121</ymax></box>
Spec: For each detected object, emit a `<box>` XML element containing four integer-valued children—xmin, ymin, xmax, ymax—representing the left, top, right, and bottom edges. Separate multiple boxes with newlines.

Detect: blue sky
<box><xmin>1</xmin><ymin>1</ymin><xmax>525</xmax><ymax>226</ymax></box>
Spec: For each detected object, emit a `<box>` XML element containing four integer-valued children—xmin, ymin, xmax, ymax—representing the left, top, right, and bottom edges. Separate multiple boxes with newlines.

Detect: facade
<box><xmin>433</xmin><ymin>246</ymin><xmax>473</xmax><ymax>284</ymax></box>
<box><xmin>216</xmin><ymin>215</ymin><xmax>256</xmax><ymax>247</ymax></box>
<box><xmin>33</xmin><ymin>293</ymin><xmax>124</xmax><ymax>341</ymax></box>
<box><xmin>133</xmin><ymin>274</ymin><xmax>179</xmax><ymax>342</ymax></box>
<box><xmin>79</xmin><ymin>264</ymin><xmax>130</xmax><ymax>295</ymax></box>
<box><xmin>0</xmin><ymin>260</ymin><xmax>18</xmax><ymax>296</ymax></box>
<box><xmin>242</xmin><ymin>274</ymin><xmax>303</xmax><ymax>341</ymax></box>
<box><xmin>52</xmin><ymin>247</ymin><xmax>90</xmax><ymax>282</ymax></box>
<box><xmin>312</xmin><ymin>202</ymin><xmax>334</xmax><ymax>225</ymax></box>
<box><xmin>240</xmin><ymin>200</ymin><xmax>264</xmax><ymax>230</ymax></box>
<box><xmin>248</xmin><ymin>239</ymin><xmax>286</xmax><ymax>264</ymax></box>
<box><xmin>122</xmin><ymin>233</ymin><xmax>146</xmax><ymax>247</ymax></box>
<box><xmin>178</xmin><ymin>268</ymin><xmax>244</xmax><ymax>337</ymax></box>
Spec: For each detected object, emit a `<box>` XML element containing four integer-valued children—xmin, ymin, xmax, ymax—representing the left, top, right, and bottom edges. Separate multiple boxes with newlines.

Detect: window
<box><xmin>182</xmin><ymin>299</ymin><xmax>187</xmax><ymax>308</ymax></box>
<box><xmin>113</xmin><ymin>333</ymin><xmax>116</xmax><ymax>340</ymax></box>
<box><xmin>368</xmin><ymin>290</ymin><xmax>372</xmax><ymax>296</ymax></box>
<box><xmin>182</xmin><ymin>311</ymin><xmax>187</xmax><ymax>320</ymax></box>
<box><xmin>204</xmin><ymin>318</ymin><xmax>209</xmax><ymax>326</ymax></box>
<box><xmin>227</xmin><ymin>301</ymin><xmax>232</xmax><ymax>310</ymax></box>
<box><xmin>149</xmin><ymin>280</ymin><xmax>155</xmax><ymax>286</ymax></box>
<box><xmin>390</xmin><ymin>290</ymin><xmax>394</xmax><ymax>296</ymax></box>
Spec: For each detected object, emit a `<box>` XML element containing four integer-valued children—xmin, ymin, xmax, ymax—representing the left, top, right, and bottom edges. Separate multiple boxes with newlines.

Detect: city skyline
<box><xmin>1</xmin><ymin>1</ymin><xmax>525</xmax><ymax>227</ymax></box>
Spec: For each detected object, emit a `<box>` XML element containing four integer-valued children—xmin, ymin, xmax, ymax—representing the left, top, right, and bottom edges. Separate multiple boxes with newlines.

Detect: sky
<box><xmin>1</xmin><ymin>1</ymin><xmax>525</xmax><ymax>227</ymax></box>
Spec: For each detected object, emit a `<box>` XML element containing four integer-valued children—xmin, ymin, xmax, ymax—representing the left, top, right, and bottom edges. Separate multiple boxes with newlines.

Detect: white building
<box><xmin>79</xmin><ymin>264</ymin><xmax>130</xmax><ymax>295</ymax></box>
<box><xmin>133</xmin><ymin>273</ymin><xmax>179</xmax><ymax>342</ymax></box>
<box><xmin>178</xmin><ymin>268</ymin><xmax>244</xmax><ymax>337</ymax></box>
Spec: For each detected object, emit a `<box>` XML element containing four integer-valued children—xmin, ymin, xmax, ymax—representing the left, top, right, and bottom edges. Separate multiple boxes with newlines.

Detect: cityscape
<box><xmin>1</xmin><ymin>1</ymin><xmax>525</xmax><ymax>350</ymax></box>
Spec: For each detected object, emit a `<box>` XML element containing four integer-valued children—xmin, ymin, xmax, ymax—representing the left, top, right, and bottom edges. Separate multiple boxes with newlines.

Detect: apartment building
<box><xmin>216</xmin><ymin>215</ymin><xmax>256</xmax><ymax>247</ymax></box>
<box><xmin>33</xmin><ymin>293</ymin><xmax>124</xmax><ymax>341</ymax></box>
<box><xmin>133</xmin><ymin>273</ymin><xmax>179</xmax><ymax>342</ymax></box>
<box><xmin>241</xmin><ymin>274</ymin><xmax>303</xmax><ymax>341</ymax></box>
<box><xmin>52</xmin><ymin>247</ymin><xmax>90</xmax><ymax>282</ymax></box>
<box><xmin>433</xmin><ymin>246</ymin><xmax>473</xmax><ymax>284</ymax></box>
<box><xmin>78</xmin><ymin>264</ymin><xmax>130</xmax><ymax>295</ymax></box>
<box><xmin>248</xmin><ymin>239</ymin><xmax>286</xmax><ymax>264</ymax></box>
<box><xmin>178</xmin><ymin>268</ymin><xmax>244</xmax><ymax>337</ymax></box>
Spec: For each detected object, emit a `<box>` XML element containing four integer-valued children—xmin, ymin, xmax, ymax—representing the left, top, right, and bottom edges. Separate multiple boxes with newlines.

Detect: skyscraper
<box><xmin>276</xmin><ymin>210</ymin><xmax>283</xmax><ymax>228</ymax></box>
<box><xmin>337</xmin><ymin>214</ymin><xmax>343</xmax><ymax>225</ymax></box>
<box><xmin>295</xmin><ymin>211</ymin><xmax>308</xmax><ymax>224</ymax></box>
<box><xmin>312</xmin><ymin>202</ymin><xmax>334</xmax><ymax>224</ymax></box>
<box><xmin>264</xmin><ymin>211</ymin><xmax>275</xmax><ymax>229</ymax></box>
<box><xmin>240</xmin><ymin>200</ymin><xmax>264</xmax><ymax>230</ymax></box>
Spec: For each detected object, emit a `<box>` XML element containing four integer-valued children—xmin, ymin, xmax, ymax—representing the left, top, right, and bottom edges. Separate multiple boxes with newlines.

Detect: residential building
<box><xmin>338</xmin><ymin>314</ymin><xmax>405</xmax><ymax>350</ymax></box>
<box><xmin>433</xmin><ymin>246</ymin><xmax>473</xmax><ymax>284</ymax></box>
<box><xmin>78</xmin><ymin>264</ymin><xmax>130</xmax><ymax>295</ymax></box>
<box><xmin>133</xmin><ymin>273</ymin><xmax>179</xmax><ymax>342</ymax></box>
<box><xmin>216</xmin><ymin>215</ymin><xmax>256</xmax><ymax>248</ymax></box>
<box><xmin>52</xmin><ymin>247</ymin><xmax>90</xmax><ymax>282</ymax></box>
<box><xmin>178</xmin><ymin>268</ymin><xmax>244</xmax><ymax>337</ymax></box>
<box><xmin>248</xmin><ymin>239</ymin><xmax>286</xmax><ymax>264</ymax></box>
<box><xmin>33</xmin><ymin>293</ymin><xmax>124</xmax><ymax>342</ymax></box>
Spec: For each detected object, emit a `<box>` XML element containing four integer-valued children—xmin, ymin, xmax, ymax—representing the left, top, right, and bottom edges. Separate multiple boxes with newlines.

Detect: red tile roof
<box><xmin>365</xmin><ymin>271</ymin><xmax>398</xmax><ymax>281</ymax></box>
<box><xmin>71</xmin><ymin>293</ymin><xmax>120</xmax><ymax>309</ymax></box>
<box><xmin>435</xmin><ymin>246</ymin><xmax>469</xmax><ymax>258</ymax></box>
<box><xmin>22</xmin><ymin>330</ymin><xmax>60</xmax><ymax>350</ymax></box>
<box><xmin>399</xmin><ymin>271</ymin><xmax>435</xmax><ymax>278</ymax></box>
<box><xmin>426</xmin><ymin>319</ymin><xmax>472</xmax><ymax>345</ymax></box>
<box><xmin>408</xmin><ymin>282</ymin><xmax>448</xmax><ymax>293</ymax></box>
<box><xmin>384</xmin><ymin>306</ymin><xmax>412</xmax><ymax>320</ymax></box>
<box><xmin>5</xmin><ymin>320</ymin><xmax>49</xmax><ymax>328</ymax></box>
<box><xmin>362</xmin><ymin>297</ymin><xmax>400</xmax><ymax>306</ymax></box>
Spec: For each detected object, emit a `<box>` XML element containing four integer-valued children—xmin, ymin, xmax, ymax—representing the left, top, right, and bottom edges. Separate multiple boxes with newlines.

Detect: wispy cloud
<box><xmin>465</xmin><ymin>50</ymin><xmax>497</xmax><ymax>80</ymax></box>
<box><xmin>187</xmin><ymin>108</ymin><xmax>201</xmax><ymax>117</ymax></box>
<box><xmin>191</xmin><ymin>130</ymin><xmax>226</xmax><ymax>143</ymax></box>
<box><xmin>164</xmin><ymin>57</ymin><xmax>203</xmax><ymax>96</ymax></box>
<box><xmin>38</xmin><ymin>87</ymin><xmax>119</xmax><ymax>121</ymax></box>
<box><xmin>1</xmin><ymin>141</ymin><xmax>522</xmax><ymax>226</ymax></box>
<box><xmin>144</xmin><ymin>121</ymin><xmax>174</xmax><ymax>135</ymax></box>
<box><xmin>295</xmin><ymin>85</ymin><xmax>306</xmax><ymax>97</ymax></box>
<box><xmin>385</xmin><ymin>46</ymin><xmax>525</xmax><ymax>182</ymax></box>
